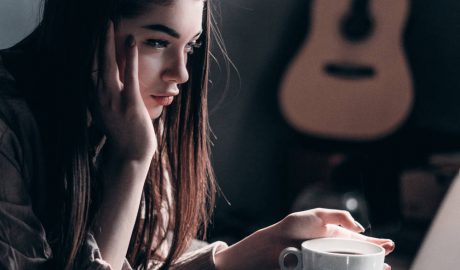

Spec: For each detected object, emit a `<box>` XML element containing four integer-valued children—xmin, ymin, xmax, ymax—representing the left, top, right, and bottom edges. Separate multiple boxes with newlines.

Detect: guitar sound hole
<box><xmin>324</xmin><ymin>63</ymin><xmax>376</xmax><ymax>79</ymax></box>
<box><xmin>340</xmin><ymin>0</ymin><xmax>375</xmax><ymax>42</ymax></box>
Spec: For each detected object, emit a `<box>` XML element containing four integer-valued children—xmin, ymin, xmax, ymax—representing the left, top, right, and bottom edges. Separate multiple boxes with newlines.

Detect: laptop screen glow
<box><xmin>410</xmin><ymin>172</ymin><xmax>460</xmax><ymax>270</ymax></box>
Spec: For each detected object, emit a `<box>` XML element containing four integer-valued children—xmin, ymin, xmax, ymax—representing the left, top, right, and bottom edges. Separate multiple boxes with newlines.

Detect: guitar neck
<box><xmin>351</xmin><ymin>0</ymin><xmax>371</xmax><ymax>12</ymax></box>
<box><xmin>342</xmin><ymin>0</ymin><xmax>374</xmax><ymax>42</ymax></box>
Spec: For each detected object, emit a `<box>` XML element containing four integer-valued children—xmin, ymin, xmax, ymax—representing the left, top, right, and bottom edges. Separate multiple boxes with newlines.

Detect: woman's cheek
<box><xmin>138</xmin><ymin>55</ymin><xmax>162</xmax><ymax>94</ymax></box>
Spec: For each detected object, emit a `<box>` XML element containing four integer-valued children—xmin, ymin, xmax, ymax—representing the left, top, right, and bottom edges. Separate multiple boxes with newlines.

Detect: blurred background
<box><xmin>206</xmin><ymin>0</ymin><xmax>460</xmax><ymax>269</ymax></box>
<box><xmin>2</xmin><ymin>0</ymin><xmax>460</xmax><ymax>269</ymax></box>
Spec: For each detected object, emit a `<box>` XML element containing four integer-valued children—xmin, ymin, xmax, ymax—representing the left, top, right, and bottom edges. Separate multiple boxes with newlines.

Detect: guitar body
<box><xmin>280</xmin><ymin>0</ymin><xmax>413</xmax><ymax>140</ymax></box>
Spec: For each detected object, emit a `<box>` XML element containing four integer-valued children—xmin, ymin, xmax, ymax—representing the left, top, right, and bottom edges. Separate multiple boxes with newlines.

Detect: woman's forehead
<box><xmin>119</xmin><ymin>0</ymin><xmax>204</xmax><ymax>39</ymax></box>
<box><xmin>132</xmin><ymin>0</ymin><xmax>204</xmax><ymax>21</ymax></box>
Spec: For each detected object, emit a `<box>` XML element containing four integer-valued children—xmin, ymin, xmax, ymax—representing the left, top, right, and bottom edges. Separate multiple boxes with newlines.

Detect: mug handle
<box><xmin>279</xmin><ymin>247</ymin><xmax>302</xmax><ymax>270</ymax></box>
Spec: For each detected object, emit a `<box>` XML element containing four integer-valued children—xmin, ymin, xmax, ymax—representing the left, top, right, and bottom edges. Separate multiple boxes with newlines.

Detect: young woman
<box><xmin>0</xmin><ymin>0</ymin><xmax>394</xmax><ymax>269</ymax></box>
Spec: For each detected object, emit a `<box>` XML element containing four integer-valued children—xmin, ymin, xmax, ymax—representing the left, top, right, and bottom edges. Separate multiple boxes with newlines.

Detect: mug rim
<box><xmin>301</xmin><ymin>237</ymin><xmax>385</xmax><ymax>257</ymax></box>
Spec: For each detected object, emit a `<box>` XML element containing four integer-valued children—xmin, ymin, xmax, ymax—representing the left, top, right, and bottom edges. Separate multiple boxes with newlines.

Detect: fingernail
<box><xmin>354</xmin><ymin>221</ymin><xmax>365</xmax><ymax>232</ymax></box>
<box><xmin>126</xmin><ymin>35</ymin><xmax>136</xmax><ymax>47</ymax></box>
<box><xmin>383</xmin><ymin>241</ymin><xmax>395</xmax><ymax>252</ymax></box>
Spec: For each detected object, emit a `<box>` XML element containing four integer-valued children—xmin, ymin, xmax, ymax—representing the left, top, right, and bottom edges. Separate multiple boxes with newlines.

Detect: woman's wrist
<box><xmin>214</xmin><ymin>226</ymin><xmax>281</xmax><ymax>270</ymax></box>
<box><xmin>103</xmin><ymin>140</ymin><xmax>154</xmax><ymax>164</ymax></box>
<box><xmin>96</xmin><ymin>141</ymin><xmax>153</xmax><ymax>189</ymax></box>
<box><xmin>103</xmin><ymin>135</ymin><xmax>156</xmax><ymax>163</ymax></box>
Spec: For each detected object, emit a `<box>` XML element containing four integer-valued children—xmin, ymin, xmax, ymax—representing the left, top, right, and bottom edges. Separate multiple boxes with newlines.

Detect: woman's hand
<box><xmin>92</xmin><ymin>21</ymin><xmax>156</xmax><ymax>162</ymax></box>
<box><xmin>91</xmin><ymin>21</ymin><xmax>158</xmax><ymax>270</ymax></box>
<box><xmin>215</xmin><ymin>208</ymin><xmax>394</xmax><ymax>270</ymax></box>
<box><xmin>274</xmin><ymin>208</ymin><xmax>394</xmax><ymax>252</ymax></box>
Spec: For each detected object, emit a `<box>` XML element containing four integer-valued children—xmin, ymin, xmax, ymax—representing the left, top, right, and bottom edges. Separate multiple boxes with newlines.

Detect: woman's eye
<box><xmin>145</xmin><ymin>39</ymin><xmax>169</xmax><ymax>49</ymax></box>
<box><xmin>185</xmin><ymin>40</ymin><xmax>203</xmax><ymax>55</ymax></box>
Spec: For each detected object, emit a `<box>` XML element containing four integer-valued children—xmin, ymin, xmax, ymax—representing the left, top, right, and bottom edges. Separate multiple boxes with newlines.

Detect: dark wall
<box><xmin>207</xmin><ymin>0</ymin><xmax>460</xmax><ymax>245</ymax></box>
<box><xmin>406</xmin><ymin>0</ymin><xmax>460</xmax><ymax>133</ymax></box>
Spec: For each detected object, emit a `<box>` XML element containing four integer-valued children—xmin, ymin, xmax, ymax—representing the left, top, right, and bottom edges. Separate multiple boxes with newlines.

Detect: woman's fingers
<box><xmin>324</xmin><ymin>224</ymin><xmax>395</xmax><ymax>255</ymax></box>
<box><xmin>358</xmin><ymin>233</ymin><xmax>395</xmax><ymax>255</ymax></box>
<box><xmin>122</xmin><ymin>35</ymin><xmax>142</xmax><ymax>104</ymax></box>
<box><xmin>315</xmin><ymin>208</ymin><xmax>365</xmax><ymax>233</ymax></box>
<box><xmin>380</xmin><ymin>240</ymin><xmax>396</xmax><ymax>255</ymax></box>
<box><xmin>103</xmin><ymin>20</ymin><xmax>121</xmax><ymax>92</ymax></box>
<box><xmin>314</xmin><ymin>209</ymin><xmax>395</xmax><ymax>254</ymax></box>
<box><xmin>384</xmin><ymin>263</ymin><xmax>391</xmax><ymax>270</ymax></box>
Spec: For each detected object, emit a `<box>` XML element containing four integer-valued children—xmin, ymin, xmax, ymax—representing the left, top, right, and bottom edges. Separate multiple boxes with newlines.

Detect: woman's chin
<box><xmin>148</xmin><ymin>106</ymin><xmax>164</xmax><ymax>120</ymax></box>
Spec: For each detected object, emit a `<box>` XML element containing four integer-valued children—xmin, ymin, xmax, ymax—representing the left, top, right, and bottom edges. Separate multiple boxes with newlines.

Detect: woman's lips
<box><xmin>151</xmin><ymin>95</ymin><xmax>174</xmax><ymax>106</ymax></box>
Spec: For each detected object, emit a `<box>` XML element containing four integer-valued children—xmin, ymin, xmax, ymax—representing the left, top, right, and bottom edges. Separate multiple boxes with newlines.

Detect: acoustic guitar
<box><xmin>279</xmin><ymin>0</ymin><xmax>413</xmax><ymax>140</ymax></box>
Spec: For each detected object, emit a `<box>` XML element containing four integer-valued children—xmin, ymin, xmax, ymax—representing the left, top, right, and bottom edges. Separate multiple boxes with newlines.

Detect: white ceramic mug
<box><xmin>279</xmin><ymin>238</ymin><xmax>385</xmax><ymax>270</ymax></box>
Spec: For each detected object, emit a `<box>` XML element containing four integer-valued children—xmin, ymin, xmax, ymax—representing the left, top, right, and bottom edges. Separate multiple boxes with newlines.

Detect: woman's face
<box><xmin>115</xmin><ymin>0</ymin><xmax>204</xmax><ymax>119</ymax></box>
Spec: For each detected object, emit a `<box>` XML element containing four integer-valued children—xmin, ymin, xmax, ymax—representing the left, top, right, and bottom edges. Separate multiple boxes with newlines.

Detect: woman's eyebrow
<box><xmin>142</xmin><ymin>24</ymin><xmax>202</xmax><ymax>39</ymax></box>
<box><xmin>143</xmin><ymin>24</ymin><xmax>180</xmax><ymax>38</ymax></box>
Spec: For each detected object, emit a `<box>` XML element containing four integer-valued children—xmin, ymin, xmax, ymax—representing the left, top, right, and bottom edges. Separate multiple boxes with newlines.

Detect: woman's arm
<box><xmin>92</xmin><ymin>155</ymin><xmax>150</xmax><ymax>270</ymax></box>
<box><xmin>214</xmin><ymin>208</ymin><xmax>395</xmax><ymax>270</ymax></box>
<box><xmin>91</xmin><ymin>22</ymin><xmax>156</xmax><ymax>270</ymax></box>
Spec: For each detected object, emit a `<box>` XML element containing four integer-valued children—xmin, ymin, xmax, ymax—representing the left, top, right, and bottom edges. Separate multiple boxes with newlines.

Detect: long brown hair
<box><xmin>8</xmin><ymin>0</ymin><xmax>219</xmax><ymax>269</ymax></box>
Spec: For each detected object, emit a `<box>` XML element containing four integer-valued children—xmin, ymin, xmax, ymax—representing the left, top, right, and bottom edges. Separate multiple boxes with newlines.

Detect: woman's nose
<box><xmin>162</xmin><ymin>53</ymin><xmax>189</xmax><ymax>84</ymax></box>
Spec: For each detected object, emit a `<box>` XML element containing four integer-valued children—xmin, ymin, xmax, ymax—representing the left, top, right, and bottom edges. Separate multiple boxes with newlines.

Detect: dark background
<box><xmin>206</xmin><ymin>0</ymin><xmax>460</xmax><ymax>267</ymax></box>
